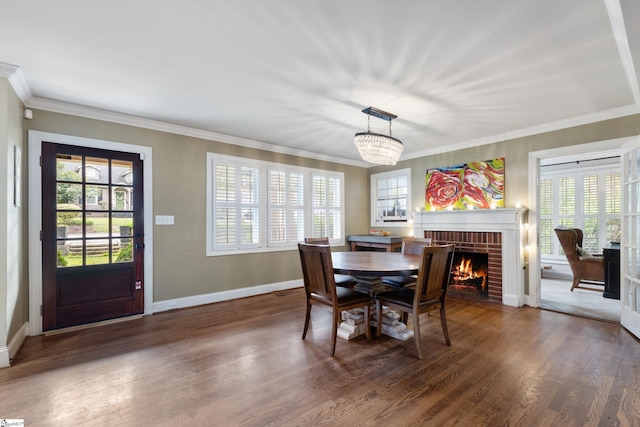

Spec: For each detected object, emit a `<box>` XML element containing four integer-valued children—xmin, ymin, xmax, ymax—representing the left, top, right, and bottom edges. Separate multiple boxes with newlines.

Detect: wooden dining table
<box><xmin>331</xmin><ymin>251</ymin><xmax>420</xmax><ymax>292</ymax></box>
<box><xmin>331</xmin><ymin>251</ymin><xmax>421</xmax><ymax>341</ymax></box>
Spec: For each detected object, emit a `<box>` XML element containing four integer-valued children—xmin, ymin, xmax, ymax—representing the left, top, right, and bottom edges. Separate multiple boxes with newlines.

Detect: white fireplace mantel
<box><xmin>412</xmin><ymin>208</ymin><xmax>527</xmax><ymax>307</ymax></box>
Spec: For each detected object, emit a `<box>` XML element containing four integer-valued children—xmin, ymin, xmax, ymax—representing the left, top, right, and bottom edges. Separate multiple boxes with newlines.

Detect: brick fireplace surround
<box><xmin>425</xmin><ymin>230</ymin><xmax>502</xmax><ymax>303</ymax></box>
<box><xmin>412</xmin><ymin>208</ymin><xmax>527</xmax><ymax>307</ymax></box>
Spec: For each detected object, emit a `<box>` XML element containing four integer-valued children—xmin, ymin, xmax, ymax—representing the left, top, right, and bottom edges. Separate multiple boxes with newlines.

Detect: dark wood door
<box><xmin>41</xmin><ymin>142</ymin><xmax>144</xmax><ymax>331</ymax></box>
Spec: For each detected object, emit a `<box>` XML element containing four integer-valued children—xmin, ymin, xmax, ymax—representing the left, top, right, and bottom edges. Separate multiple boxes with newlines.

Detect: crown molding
<box><xmin>0</xmin><ymin>61</ymin><xmax>33</xmax><ymax>101</ymax></box>
<box><xmin>0</xmin><ymin>61</ymin><xmax>19</xmax><ymax>78</ymax></box>
<box><xmin>23</xmin><ymin>95</ymin><xmax>640</xmax><ymax>168</ymax></box>
<box><xmin>402</xmin><ymin>104</ymin><xmax>640</xmax><ymax>161</ymax></box>
<box><xmin>24</xmin><ymin>97</ymin><xmax>368</xmax><ymax>167</ymax></box>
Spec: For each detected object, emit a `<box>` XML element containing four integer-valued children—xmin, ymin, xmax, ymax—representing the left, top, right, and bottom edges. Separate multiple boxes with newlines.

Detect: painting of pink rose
<box><xmin>425</xmin><ymin>158</ymin><xmax>504</xmax><ymax>211</ymax></box>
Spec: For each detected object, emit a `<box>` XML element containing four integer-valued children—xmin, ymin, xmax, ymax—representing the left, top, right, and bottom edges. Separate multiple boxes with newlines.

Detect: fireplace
<box><xmin>412</xmin><ymin>208</ymin><xmax>526</xmax><ymax>307</ymax></box>
<box><xmin>450</xmin><ymin>251</ymin><xmax>489</xmax><ymax>299</ymax></box>
<box><xmin>425</xmin><ymin>230</ymin><xmax>502</xmax><ymax>303</ymax></box>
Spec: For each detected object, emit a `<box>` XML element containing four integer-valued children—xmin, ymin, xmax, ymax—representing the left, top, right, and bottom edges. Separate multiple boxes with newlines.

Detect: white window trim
<box><xmin>370</xmin><ymin>168</ymin><xmax>411</xmax><ymax>228</ymax></box>
<box><xmin>206</xmin><ymin>153</ymin><xmax>345</xmax><ymax>256</ymax></box>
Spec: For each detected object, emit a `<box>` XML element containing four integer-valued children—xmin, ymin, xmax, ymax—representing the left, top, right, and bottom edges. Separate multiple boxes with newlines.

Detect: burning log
<box><xmin>450</xmin><ymin>255</ymin><xmax>487</xmax><ymax>291</ymax></box>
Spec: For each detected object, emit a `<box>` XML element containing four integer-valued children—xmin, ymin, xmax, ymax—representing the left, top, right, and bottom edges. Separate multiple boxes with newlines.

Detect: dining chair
<box><xmin>375</xmin><ymin>244</ymin><xmax>455</xmax><ymax>359</ymax></box>
<box><xmin>298</xmin><ymin>243</ymin><xmax>371</xmax><ymax>356</ymax></box>
<box><xmin>381</xmin><ymin>237</ymin><xmax>433</xmax><ymax>288</ymax></box>
<box><xmin>304</xmin><ymin>237</ymin><xmax>357</xmax><ymax>288</ymax></box>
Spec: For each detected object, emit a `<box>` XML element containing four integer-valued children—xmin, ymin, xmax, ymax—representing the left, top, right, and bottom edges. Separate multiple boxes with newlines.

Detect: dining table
<box><xmin>331</xmin><ymin>251</ymin><xmax>421</xmax><ymax>341</ymax></box>
<box><xmin>331</xmin><ymin>251</ymin><xmax>420</xmax><ymax>292</ymax></box>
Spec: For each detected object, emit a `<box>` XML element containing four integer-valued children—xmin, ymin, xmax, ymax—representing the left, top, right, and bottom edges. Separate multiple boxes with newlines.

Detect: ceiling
<box><xmin>2</xmin><ymin>0</ymin><xmax>640</xmax><ymax>166</ymax></box>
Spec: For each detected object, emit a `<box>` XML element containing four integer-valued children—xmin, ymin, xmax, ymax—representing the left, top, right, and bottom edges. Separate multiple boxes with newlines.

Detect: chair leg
<box><xmin>413</xmin><ymin>312</ymin><xmax>423</xmax><ymax>360</ymax></box>
<box><xmin>302</xmin><ymin>302</ymin><xmax>311</xmax><ymax>339</ymax></box>
<box><xmin>330</xmin><ymin>308</ymin><xmax>339</xmax><ymax>356</ymax></box>
<box><xmin>570</xmin><ymin>277</ymin><xmax>580</xmax><ymax>291</ymax></box>
<box><xmin>375</xmin><ymin>299</ymin><xmax>383</xmax><ymax>338</ymax></box>
<box><xmin>440</xmin><ymin>305</ymin><xmax>451</xmax><ymax>346</ymax></box>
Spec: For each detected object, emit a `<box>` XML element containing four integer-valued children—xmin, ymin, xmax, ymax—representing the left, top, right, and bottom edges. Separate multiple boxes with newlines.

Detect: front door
<box><xmin>41</xmin><ymin>142</ymin><xmax>144</xmax><ymax>331</ymax></box>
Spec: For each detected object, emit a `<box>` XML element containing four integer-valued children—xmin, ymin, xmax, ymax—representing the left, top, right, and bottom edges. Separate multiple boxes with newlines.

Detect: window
<box><xmin>269</xmin><ymin>169</ymin><xmax>305</xmax><ymax>246</ymax></box>
<box><xmin>539</xmin><ymin>159</ymin><xmax>620</xmax><ymax>260</ymax></box>
<box><xmin>207</xmin><ymin>153</ymin><xmax>344</xmax><ymax>255</ymax></box>
<box><xmin>370</xmin><ymin>168</ymin><xmax>411</xmax><ymax>227</ymax></box>
<box><xmin>312</xmin><ymin>174</ymin><xmax>342</xmax><ymax>240</ymax></box>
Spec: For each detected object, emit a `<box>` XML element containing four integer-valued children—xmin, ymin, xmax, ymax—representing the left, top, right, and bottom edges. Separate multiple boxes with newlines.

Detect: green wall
<box><xmin>1</xmin><ymin>78</ymin><xmax>27</xmax><ymax>356</ymax></box>
<box><xmin>369</xmin><ymin>114</ymin><xmax>640</xmax><ymax>237</ymax></box>
<box><xmin>27</xmin><ymin>110</ymin><xmax>370</xmax><ymax>301</ymax></box>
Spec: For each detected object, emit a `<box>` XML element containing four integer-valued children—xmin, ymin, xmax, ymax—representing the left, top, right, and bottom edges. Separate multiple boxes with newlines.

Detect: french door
<box><xmin>41</xmin><ymin>142</ymin><xmax>145</xmax><ymax>331</ymax></box>
<box><xmin>621</xmin><ymin>136</ymin><xmax>640</xmax><ymax>339</ymax></box>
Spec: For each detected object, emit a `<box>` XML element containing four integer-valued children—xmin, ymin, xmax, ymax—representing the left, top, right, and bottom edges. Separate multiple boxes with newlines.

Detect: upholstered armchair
<box><xmin>554</xmin><ymin>227</ymin><xmax>605</xmax><ymax>292</ymax></box>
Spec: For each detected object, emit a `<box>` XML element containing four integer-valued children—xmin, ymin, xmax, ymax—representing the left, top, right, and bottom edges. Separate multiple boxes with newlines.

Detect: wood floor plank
<box><xmin>1</xmin><ymin>289</ymin><xmax>640</xmax><ymax>426</ymax></box>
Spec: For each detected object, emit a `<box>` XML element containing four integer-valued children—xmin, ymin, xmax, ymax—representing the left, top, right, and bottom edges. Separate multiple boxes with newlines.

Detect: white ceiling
<box><xmin>2</xmin><ymin>0</ymin><xmax>640</xmax><ymax>166</ymax></box>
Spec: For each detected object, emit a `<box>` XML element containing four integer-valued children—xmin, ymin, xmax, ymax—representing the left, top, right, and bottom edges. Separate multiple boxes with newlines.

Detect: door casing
<box><xmin>526</xmin><ymin>136</ymin><xmax>629</xmax><ymax>308</ymax></box>
<box><xmin>28</xmin><ymin>130</ymin><xmax>154</xmax><ymax>336</ymax></box>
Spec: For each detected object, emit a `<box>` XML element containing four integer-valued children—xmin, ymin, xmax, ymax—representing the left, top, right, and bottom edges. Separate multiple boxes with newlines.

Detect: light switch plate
<box><xmin>155</xmin><ymin>215</ymin><xmax>174</xmax><ymax>225</ymax></box>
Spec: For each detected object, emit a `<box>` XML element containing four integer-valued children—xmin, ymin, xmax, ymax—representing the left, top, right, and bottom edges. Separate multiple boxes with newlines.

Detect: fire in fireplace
<box><xmin>449</xmin><ymin>252</ymin><xmax>489</xmax><ymax>298</ymax></box>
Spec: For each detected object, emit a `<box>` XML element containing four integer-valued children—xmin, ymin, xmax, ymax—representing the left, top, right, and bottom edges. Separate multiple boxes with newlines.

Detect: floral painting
<box><xmin>425</xmin><ymin>158</ymin><xmax>504</xmax><ymax>210</ymax></box>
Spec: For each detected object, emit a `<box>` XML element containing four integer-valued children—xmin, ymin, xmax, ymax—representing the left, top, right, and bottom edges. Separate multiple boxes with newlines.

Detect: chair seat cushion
<box><xmin>311</xmin><ymin>287</ymin><xmax>370</xmax><ymax>306</ymax></box>
<box><xmin>381</xmin><ymin>275</ymin><xmax>417</xmax><ymax>288</ymax></box>
<box><xmin>376</xmin><ymin>288</ymin><xmax>441</xmax><ymax>310</ymax></box>
<box><xmin>578</xmin><ymin>255</ymin><xmax>604</xmax><ymax>263</ymax></box>
<box><xmin>376</xmin><ymin>288</ymin><xmax>415</xmax><ymax>308</ymax></box>
<box><xmin>335</xmin><ymin>287</ymin><xmax>371</xmax><ymax>306</ymax></box>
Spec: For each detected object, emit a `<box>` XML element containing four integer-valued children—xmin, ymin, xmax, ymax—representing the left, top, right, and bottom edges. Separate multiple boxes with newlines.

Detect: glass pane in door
<box><xmin>113</xmin><ymin>212</ymin><xmax>133</xmax><ymax>263</ymax></box>
<box><xmin>85</xmin><ymin>157</ymin><xmax>109</xmax><ymax>183</ymax></box>
<box><xmin>54</xmin><ymin>153</ymin><xmax>136</xmax><ymax>268</ymax></box>
<box><xmin>111</xmin><ymin>159</ymin><xmax>133</xmax><ymax>186</ymax></box>
<box><xmin>56</xmin><ymin>155</ymin><xmax>82</xmax><ymax>182</ymax></box>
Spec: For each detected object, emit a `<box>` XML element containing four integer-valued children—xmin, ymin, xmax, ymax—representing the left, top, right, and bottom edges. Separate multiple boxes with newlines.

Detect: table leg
<box><xmin>353</xmin><ymin>276</ymin><xmax>386</xmax><ymax>294</ymax></box>
<box><xmin>337</xmin><ymin>276</ymin><xmax>413</xmax><ymax>341</ymax></box>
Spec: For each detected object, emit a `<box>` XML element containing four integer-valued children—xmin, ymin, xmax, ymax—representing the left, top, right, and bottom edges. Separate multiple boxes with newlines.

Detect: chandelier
<box><xmin>354</xmin><ymin>106</ymin><xmax>403</xmax><ymax>165</ymax></box>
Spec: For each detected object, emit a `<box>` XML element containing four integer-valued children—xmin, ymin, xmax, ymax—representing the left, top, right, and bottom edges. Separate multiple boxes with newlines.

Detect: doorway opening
<box><xmin>533</xmin><ymin>145</ymin><xmax>622</xmax><ymax>322</ymax></box>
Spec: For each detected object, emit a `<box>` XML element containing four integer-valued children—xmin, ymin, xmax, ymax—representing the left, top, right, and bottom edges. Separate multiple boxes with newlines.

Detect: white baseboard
<box><xmin>9</xmin><ymin>323</ymin><xmax>28</xmax><ymax>360</ymax></box>
<box><xmin>153</xmin><ymin>279</ymin><xmax>303</xmax><ymax>313</ymax></box>
<box><xmin>0</xmin><ymin>322</ymin><xmax>29</xmax><ymax>368</ymax></box>
<box><xmin>502</xmin><ymin>293</ymin><xmax>522</xmax><ymax>307</ymax></box>
<box><xmin>0</xmin><ymin>347</ymin><xmax>8</xmax><ymax>368</ymax></box>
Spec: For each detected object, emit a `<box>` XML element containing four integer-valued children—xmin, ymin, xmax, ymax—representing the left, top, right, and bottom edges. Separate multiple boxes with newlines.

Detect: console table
<box><xmin>347</xmin><ymin>235</ymin><xmax>403</xmax><ymax>252</ymax></box>
<box><xmin>603</xmin><ymin>245</ymin><xmax>620</xmax><ymax>300</ymax></box>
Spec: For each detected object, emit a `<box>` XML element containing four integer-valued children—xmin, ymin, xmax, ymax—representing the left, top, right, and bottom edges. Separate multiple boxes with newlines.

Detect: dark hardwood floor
<box><xmin>2</xmin><ymin>288</ymin><xmax>640</xmax><ymax>426</ymax></box>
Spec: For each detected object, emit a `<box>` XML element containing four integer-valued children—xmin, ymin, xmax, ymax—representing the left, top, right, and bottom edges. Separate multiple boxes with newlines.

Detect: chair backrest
<box><xmin>401</xmin><ymin>237</ymin><xmax>433</xmax><ymax>255</ymax></box>
<box><xmin>414</xmin><ymin>244</ymin><xmax>455</xmax><ymax>303</ymax></box>
<box><xmin>304</xmin><ymin>237</ymin><xmax>329</xmax><ymax>245</ymax></box>
<box><xmin>298</xmin><ymin>243</ymin><xmax>336</xmax><ymax>300</ymax></box>
<box><xmin>554</xmin><ymin>228</ymin><xmax>583</xmax><ymax>261</ymax></box>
